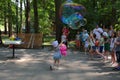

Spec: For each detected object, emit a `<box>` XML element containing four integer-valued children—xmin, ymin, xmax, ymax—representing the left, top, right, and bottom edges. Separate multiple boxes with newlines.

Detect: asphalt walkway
<box><xmin>0</xmin><ymin>47</ymin><xmax>120</xmax><ymax>80</ymax></box>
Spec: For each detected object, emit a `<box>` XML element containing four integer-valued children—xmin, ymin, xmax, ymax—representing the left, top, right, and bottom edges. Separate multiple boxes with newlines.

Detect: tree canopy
<box><xmin>0</xmin><ymin>0</ymin><xmax>120</xmax><ymax>37</ymax></box>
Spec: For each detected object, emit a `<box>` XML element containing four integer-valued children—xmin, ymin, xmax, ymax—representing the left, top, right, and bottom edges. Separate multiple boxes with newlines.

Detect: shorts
<box><xmin>110</xmin><ymin>47</ymin><xmax>115</xmax><ymax>53</ymax></box>
<box><xmin>99</xmin><ymin>46</ymin><xmax>104</xmax><ymax>53</ymax></box>
<box><xmin>76</xmin><ymin>40</ymin><xmax>80</xmax><ymax>47</ymax></box>
<box><xmin>53</xmin><ymin>52</ymin><xmax>61</xmax><ymax>60</ymax></box>
<box><xmin>92</xmin><ymin>46</ymin><xmax>98</xmax><ymax>50</ymax></box>
<box><xmin>104</xmin><ymin>43</ymin><xmax>110</xmax><ymax>51</ymax></box>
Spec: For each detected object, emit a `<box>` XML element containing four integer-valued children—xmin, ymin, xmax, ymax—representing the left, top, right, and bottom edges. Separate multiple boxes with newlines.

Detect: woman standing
<box><xmin>110</xmin><ymin>32</ymin><xmax>117</xmax><ymax>66</ymax></box>
<box><xmin>113</xmin><ymin>31</ymin><xmax>120</xmax><ymax>70</ymax></box>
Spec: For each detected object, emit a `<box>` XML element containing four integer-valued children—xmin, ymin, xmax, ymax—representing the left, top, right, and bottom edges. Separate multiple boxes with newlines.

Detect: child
<box><xmin>110</xmin><ymin>32</ymin><xmax>117</xmax><ymax>66</ymax></box>
<box><xmin>103</xmin><ymin>33</ymin><xmax>110</xmax><ymax>60</ymax></box>
<box><xmin>99</xmin><ymin>34</ymin><xmax>104</xmax><ymax>54</ymax></box>
<box><xmin>91</xmin><ymin>34</ymin><xmax>106</xmax><ymax>60</ymax></box>
<box><xmin>50</xmin><ymin>40</ymin><xmax>62</xmax><ymax>70</ymax></box>
<box><xmin>89</xmin><ymin>32</ymin><xmax>95</xmax><ymax>59</ymax></box>
<box><xmin>62</xmin><ymin>26</ymin><xmax>70</xmax><ymax>37</ymax></box>
<box><xmin>75</xmin><ymin>31</ymin><xmax>80</xmax><ymax>49</ymax></box>
<box><xmin>84</xmin><ymin>38</ymin><xmax>89</xmax><ymax>55</ymax></box>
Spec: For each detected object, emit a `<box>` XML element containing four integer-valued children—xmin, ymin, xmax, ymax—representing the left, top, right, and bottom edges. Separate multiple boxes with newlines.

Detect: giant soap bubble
<box><xmin>59</xmin><ymin>0</ymin><xmax>87</xmax><ymax>29</ymax></box>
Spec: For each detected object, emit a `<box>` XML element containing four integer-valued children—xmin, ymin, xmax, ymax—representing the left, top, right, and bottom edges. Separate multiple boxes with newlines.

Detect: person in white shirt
<box><xmin>93</xmin><ymin>24</ymin><xmax>103</xmax><ymax>40</ymax></box>
<box><xmin>108</xmin><ymin>25</ymin><xmax>114</xmax><ymax>38</ymax></box>
<box><xmin>61</xmin><ymin>32</ymin><xmax>67</xmax><ymax>46</ymax></box>
<box><xmin>82</xmin><ymin>30</ymin><xmax>89</xmax><ymax>42</ymax></box>
<box><xmin>98</xmin><ymin>27</ymin><xmax>103</xmax><ymax>33</ymax></box>
<box><xmin>84</xmin><ymin>38</ymin><xmax>89</xmax><ymax>55</ymax></box>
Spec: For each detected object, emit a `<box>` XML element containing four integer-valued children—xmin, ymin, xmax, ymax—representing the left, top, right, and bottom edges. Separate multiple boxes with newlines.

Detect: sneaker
<box><xmin>50</xmin><ymin>65</ymin><xmax>53</xmax><ymax>70</ymax></box>
<box><xmin>112</xmin><ymin>67</ymin><xmax>120</xmax><ymax>71</ymax></box>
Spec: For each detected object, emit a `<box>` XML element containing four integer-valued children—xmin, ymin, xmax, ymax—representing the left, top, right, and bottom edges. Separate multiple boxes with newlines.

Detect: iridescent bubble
<box><xmin>59</xmin><ymin>0</ymin><xmax>87</xmax><ymax>29</ymax></box>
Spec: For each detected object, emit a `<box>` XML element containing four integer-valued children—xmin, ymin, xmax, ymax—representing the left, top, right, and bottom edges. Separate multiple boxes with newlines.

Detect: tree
<box><xmin>111</xmin><ymin>0</ymin><xmax>117</xmax><ymax>25</ymax></box>
<box><xmin>19</xmin><ymin>0</ymin><xmax>23</xmax><ymax>33</ymax></box>
<box><xmin>33</xmin><ymin>0</ymin><xmax>39</xmax><ymax>33</ymax></box>
<box><xmin>16</xmin><ymin>0</ymin><xmax>19</xmax><ymax>36</ymax></box>
<box><xmin>3</xmin><ymin>1</ymin><xmax>7</xmax><ymax>34</ymax></box>
<box><xmin>0</xmin><ymin>0</ymin><xmax>120</xmax><ymax>36</ymax></box>
<box><xmin>54</xmin><ymin>0</ymin><xmax>62</xmax><ymax>43</ymax></box>
<box><xmin>8</xmin><ymin>1</ymin><xmax>12</xmax><ymax>37</ymax></box>
<box><xmin>25</xmin><ymin>0</ymin><xmax>30</xmax><ymax>33</ymax></box>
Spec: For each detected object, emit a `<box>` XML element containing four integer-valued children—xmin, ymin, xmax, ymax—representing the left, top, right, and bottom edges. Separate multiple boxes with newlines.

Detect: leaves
<box><xmin>0</xmin><ymin>0</ymin><xmax>120</xmax><ymax>34</ymax></box>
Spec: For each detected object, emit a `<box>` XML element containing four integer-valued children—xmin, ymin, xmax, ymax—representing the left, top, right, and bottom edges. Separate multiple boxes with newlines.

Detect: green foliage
<box><xmin>0</xmin><ymin>0</ymin><xmax>120</xmax><ymax>36</ymax></box>
<box><xmin>115</xmin><ymin>18</ymin><xmax>120</xmax><ymax>31</ymax></box>
<box><xmin>37</xmin><ymin>0</ymin><xmax>55</xmax><ymax>35</ymax></box>
<box><xmin>39</xmin><ymin>14</ymin><xmax>53</xmax><ymax>35</ymax></box>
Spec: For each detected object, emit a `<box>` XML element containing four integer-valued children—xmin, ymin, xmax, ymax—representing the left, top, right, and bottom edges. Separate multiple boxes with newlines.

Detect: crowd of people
<box><xmin>74</xmin><ymin>24</ymin><xmax>120</xmax><ymax>71</ymax></box>
<box><xmin>51</xmin><ymin>25</ymin><xmax>120</xmax><ymax>71</ymax></box>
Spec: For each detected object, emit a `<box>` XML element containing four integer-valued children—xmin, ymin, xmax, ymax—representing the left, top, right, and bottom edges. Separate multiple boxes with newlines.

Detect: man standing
<box><xmin>0</xmin><ymin>30</ymin><xmax>2</xmax><ymax>45</ymax></box>
<box><xmin>93</xmin><ymin>24</ymin><xmax>103</xmax><ymax>40</ymax></box>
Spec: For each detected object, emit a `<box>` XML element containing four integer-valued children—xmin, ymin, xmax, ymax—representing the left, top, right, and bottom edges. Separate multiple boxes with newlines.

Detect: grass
<box><xmin>42</xmin><ymin>35</ymin><xmax>55</xmax><ymax>46</ymax></box>
<box><xmin>0</xmin><ymin>25</ymin><xmax>4</xmax><ymax>31</ymax></box>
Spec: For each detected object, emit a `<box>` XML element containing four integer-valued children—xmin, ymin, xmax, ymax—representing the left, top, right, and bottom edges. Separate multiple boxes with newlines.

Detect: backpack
<box><xmin>60</xmin><ymin>44</ymin><xmax>67</xmax><ymax>56</ymax></box>
<box><xmin>95</xmin><ymin>40</ymin><xmax>99</xmax><ymax>47</ymax></box>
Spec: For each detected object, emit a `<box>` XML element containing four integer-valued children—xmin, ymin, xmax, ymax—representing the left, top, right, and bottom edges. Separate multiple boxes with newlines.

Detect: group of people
<box><xmin>75</xmin><ymin>24</ymin><xmax>120</xmax><ymax>71</ymax></box>
<box><xmin>51</xmin><ymin>25</ymin><xmax>120</xmax><ymax>71</ymax></box>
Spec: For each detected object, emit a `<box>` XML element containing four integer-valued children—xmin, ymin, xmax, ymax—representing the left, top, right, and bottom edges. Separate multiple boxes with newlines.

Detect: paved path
<box><xmin>0</xmin><ymin>47</ymin><xmax>120</xmax><ymax>80</ymax></box>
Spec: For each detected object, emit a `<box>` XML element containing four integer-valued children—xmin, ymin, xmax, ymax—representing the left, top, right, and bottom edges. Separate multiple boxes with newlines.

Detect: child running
<box><xmin>90</xmin><ymin>33</ymin><xmax>106</xmax><ymax>60</ymax></box>
<box><xmin>89</xmin><ymin>32</ymin><xmax>95</xmax><ymax>59</ymax></box>
<box><xmin>75</xmin><ymin>31</ymin><xmax>80</xmax><ymax>49</ymax></box>
<box><xmin>84</xmin><ymin>38</ymin><xmax>89</xmax><ymax>55</ymax></box>
<box><xmin>50</xmin><ymin>40</ymin><xmax>62</xmax><ymax>70</ymax></box>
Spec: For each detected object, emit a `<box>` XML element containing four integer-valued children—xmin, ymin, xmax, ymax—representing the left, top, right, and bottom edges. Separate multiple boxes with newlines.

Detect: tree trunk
<box><xmin>25</xmin><ymin>0</ymin><xmax>30</xmax><ymax>33</ymax></box>
<box><xmin>0</xmin><ymin>30</ymin><xmax>2</xmax><ymax>44</ymax></box>
<box><xmin>33</xmin><ymin>0</ymin><xmax>39</xmax><ymax>33</ymax></box>
<box><xmin>8</xmin><ymin>1</ymin><xmax>12</xmax><ymax>37</ymax></box>
<box><xmin>111</xmin><ymin>0</ymin><xmax>117</xmax><ymax>25</ymax></box>
<box><xmin>4</xmin><ymin>17</ymin><xmax>7</xmax><ymax>34</ymax></box>
<box><xmin>4</xmin><ymin>8</ymin><xmax>7</xmax><ymax>34</ymax></box>
<box><xmin>16</xmin><ymin>0</ymin><xmax>19</xmax><ymax>36</ymax></box>
<box><xmin>54</xmin><ymin>0</ymin><xmax>62</xmax><ymax>43</ymax></box>
<box><xmin>19</xmin><ymin>0</ymin><xmax>23</xmax><ymax>33</ymax></box>
<box><xmin>3</xmin><ymin>1</ymin><xmax>7</xmax><ymax>34</ymax></box>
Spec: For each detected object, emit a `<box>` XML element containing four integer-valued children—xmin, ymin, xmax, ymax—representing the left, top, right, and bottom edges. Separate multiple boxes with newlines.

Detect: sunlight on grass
<box><xmin>0</xmin><ymin>25</ymin><xmax>4</xmax><ymax>31</ymax></box>
<box><xmin>68</xmin><ymin>41</ymin><xmax>76</xmax><ymax>48</ymax></box>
